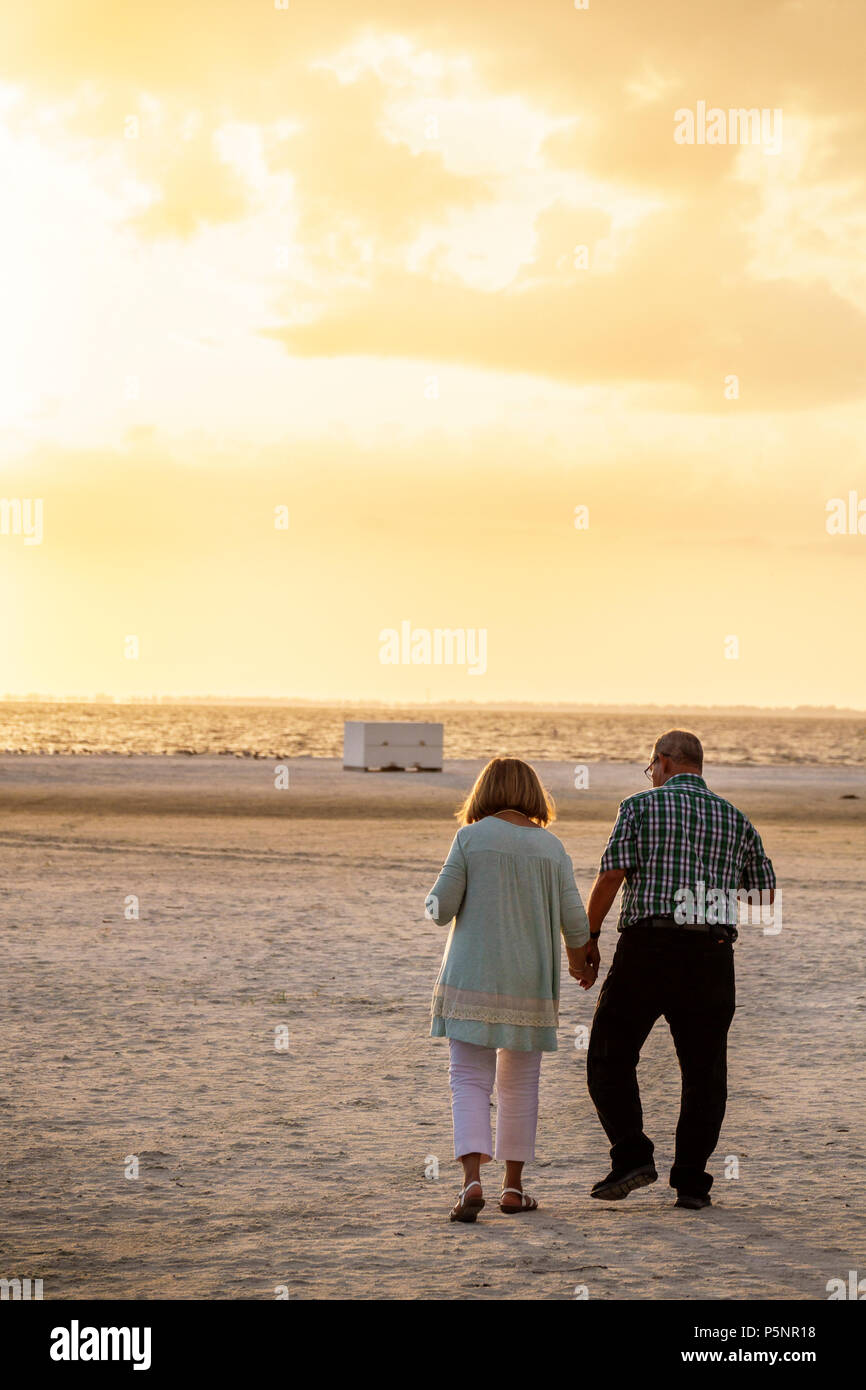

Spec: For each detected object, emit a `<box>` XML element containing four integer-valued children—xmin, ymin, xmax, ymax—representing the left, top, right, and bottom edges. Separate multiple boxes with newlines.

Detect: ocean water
<box><xmin>0</xmin><ymin>703</ymin><xmax>864</xmax><ymax>765</ymax></box>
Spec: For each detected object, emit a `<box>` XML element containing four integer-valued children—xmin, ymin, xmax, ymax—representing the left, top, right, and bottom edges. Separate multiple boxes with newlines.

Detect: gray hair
<box><xmin>654</xmin><ymin>729</ymin><xmax>703</xmax><ymax>769</ymax></box>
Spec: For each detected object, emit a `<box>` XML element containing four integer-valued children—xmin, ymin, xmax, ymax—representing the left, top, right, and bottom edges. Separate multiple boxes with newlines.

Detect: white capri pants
<box><xmin>449</xmin><ymin>1039</ymin><xmax>543</xmax><ymax>1163</ymax></box>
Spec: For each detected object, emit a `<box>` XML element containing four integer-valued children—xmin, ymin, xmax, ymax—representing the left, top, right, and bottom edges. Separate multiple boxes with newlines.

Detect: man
<box><xmin>574</xmin><ymin>729</ymin><xmax>775</xmax><ymax>1210</ymax></box>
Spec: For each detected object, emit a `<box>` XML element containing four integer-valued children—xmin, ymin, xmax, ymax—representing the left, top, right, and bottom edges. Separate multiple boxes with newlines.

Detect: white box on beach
<box><xmin>343</xmin><ymin>721</ymin><xmax>443</xmax><ymax>771</ymax></box>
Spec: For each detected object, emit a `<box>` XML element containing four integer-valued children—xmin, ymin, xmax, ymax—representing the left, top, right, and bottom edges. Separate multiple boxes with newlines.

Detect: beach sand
<box><xmin>1</xmin><ymin>756</ymin><xmax>863</xmax><ymax>1300</ymax></box>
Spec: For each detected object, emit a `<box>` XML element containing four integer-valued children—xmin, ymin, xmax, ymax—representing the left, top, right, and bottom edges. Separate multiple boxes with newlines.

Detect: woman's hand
<box><xmin>567</xmin><ymin>941</ymin><xmax>599</xmax><ymax>991</ymax></box>
<box><xmin>567</xmin><ymin>944</ymin><xmax>589</xmax><ymax>980</ymax></box>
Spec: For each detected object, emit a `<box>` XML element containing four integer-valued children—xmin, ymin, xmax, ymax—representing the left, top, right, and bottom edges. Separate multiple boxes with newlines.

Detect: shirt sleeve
<box><xmin>599</xmin><ymin>800</ymin><xmax>638</xmax><ymax>872</ymax></box>
<box><xmin>425</xmin><ymin>832</ymin><xmax>467</xmax><ymax>925</ymax></box>
<box><xmin>739</xmin><ymin>822</ymin><xmax>776</xmax><ymax>892</ymax></box>
<box><xmin>559</xmin><ymin>847</ymin><xmax>590</xmax><ymax>947</ymax></box>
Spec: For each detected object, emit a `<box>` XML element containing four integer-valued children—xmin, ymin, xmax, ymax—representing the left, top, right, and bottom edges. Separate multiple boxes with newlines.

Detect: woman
<box><xmin>426</xmin><ymin>756</ymin><xmax>593</xmax><ymax>1222</ymax></box>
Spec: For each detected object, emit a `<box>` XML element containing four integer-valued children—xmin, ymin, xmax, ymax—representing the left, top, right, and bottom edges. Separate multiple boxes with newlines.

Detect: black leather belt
<box><xmin>628</xmin><ymin>915</ymin><xmax>738</xmax><ymax>942</ymax></box>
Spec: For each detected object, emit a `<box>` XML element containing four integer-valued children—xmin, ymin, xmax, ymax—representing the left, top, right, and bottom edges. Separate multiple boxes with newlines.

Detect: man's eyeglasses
<box><xmin>644</xmin><ymin>756</ymin><xmax>661</xmax><ymax>781</ymax></box>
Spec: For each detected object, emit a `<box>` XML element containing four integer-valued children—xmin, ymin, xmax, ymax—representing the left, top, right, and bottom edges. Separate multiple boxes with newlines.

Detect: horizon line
<box><xmin>2</xmin><ymin>695</ymin><xmax>865</xmax><ymax>716</ymax></box>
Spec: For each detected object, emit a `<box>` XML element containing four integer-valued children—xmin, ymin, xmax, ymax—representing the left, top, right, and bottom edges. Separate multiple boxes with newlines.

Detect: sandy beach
<box><xmin>1</xmin><ymin>755</ymin><xmax>863</xmax><ymax>1300</ymax></box>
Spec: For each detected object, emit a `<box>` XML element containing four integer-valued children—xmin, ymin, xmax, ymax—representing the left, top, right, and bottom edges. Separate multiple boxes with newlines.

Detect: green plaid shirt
<box><xmin>599</xmin><ymin>773</ymin><xmax>776</xmax><ymax>930</ymax></box>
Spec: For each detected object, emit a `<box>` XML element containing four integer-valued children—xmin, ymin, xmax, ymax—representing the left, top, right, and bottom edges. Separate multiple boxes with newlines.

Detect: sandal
<box><xmin>449</xmin><ymin>1180</ymin><xmax>485</xmax><ymax>1223</ymax></box>
<box><xmin>499</xmin><ymin>1186</ymin><xmax>539</xmax><ymax>1214</ymax></box>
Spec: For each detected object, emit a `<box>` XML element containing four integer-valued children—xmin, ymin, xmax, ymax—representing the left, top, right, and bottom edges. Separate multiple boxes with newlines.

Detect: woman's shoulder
<box><xmin>536</xmin><ymin>825</ymin><xmax>569</xmax><ymax>856</ymax></box>
<box><xmin>459</xmin><ymin>819</ymin><xmax>568</xmax><ymax>856</ymax></box>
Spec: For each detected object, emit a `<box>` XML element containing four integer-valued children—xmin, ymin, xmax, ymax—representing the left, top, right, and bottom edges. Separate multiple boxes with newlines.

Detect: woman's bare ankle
<box><xmin>460</xmin><ymin>1153</ymin><xmax>483</xmax><ymax>1192</ymax></box>
<box><xmin>502</xmin><ymin>1162</ymin><xmax>525</xmax><ymax>1199</ymax></box>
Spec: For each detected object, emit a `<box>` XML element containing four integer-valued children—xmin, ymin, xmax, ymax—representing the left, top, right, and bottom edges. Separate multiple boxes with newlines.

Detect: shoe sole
<box><xmin>449</xmin><ymin>1200</ymin><xmax>485</xmax><ymax>1223</ymax></box>
<box><xmin>591</xmin><ymin>1167</ymin><xmax>658</xmax><ymax>1201</ymax></box>
<box><xmin>675</xmin><ymin>1196</ymin><xmax>711</xmax><ymax>1210</ymax></box>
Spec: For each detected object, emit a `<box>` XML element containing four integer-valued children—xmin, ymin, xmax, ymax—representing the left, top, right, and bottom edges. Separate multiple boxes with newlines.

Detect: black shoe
<box><xmin>591</xmin><ymin>1163</ymin><xmax>658</xmax><ymax>1201</ymax></box>
<box><xmin>675</xmin><ymin>1192</ymin><xmax>712</xmax><ymax>1210</ymax></box>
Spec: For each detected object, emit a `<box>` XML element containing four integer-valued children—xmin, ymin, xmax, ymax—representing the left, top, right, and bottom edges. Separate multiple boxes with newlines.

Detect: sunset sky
<box><xmin>1</xmin><ymin>1</ymin><xmax>864</xmax><ymax>707</ymax></box>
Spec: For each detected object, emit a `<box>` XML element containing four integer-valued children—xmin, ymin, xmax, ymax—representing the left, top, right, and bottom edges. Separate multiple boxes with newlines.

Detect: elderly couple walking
<box><xmin>425</xmin><ymin>730</ymin><xmax>776</xmax><ymax>1222</ymax></box>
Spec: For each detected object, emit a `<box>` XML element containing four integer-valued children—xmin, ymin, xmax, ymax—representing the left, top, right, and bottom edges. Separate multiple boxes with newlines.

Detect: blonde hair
<box><xmin>456</xmin><ymin>757</ymin><xmax>555</xmax><ymax>827</ymax></box>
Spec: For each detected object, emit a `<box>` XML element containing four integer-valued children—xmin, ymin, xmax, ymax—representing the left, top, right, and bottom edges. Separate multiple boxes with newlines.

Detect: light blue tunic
<box><xmin>427</xmin><ymin>817</ymin><xmax>590</xmax><ymax>1052</ymax></box>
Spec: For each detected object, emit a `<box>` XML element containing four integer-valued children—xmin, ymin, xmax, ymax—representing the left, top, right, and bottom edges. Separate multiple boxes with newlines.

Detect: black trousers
<box><xmin>586</xmin><ymin>926</ymin><xmax>736</xmax><ymax>1196</ymax></box>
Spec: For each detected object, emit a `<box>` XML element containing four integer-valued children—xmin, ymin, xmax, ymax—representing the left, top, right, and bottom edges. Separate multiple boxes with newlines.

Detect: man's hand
<box><xmin>585</xmin><ymin>936</ymin><xmax>601</xmax><ymax>982</ymax></box>
<box><xmin>581</xmin><ymin>866</ymin><xmax>624</xmax><ymax>989</ymax></box>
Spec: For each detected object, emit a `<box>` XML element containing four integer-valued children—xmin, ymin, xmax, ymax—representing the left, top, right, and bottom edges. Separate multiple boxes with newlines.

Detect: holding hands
<box><xmin>567</xmin><ymin>939</ymin><xmax>600</xmax><ymax>990</ymax></box>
